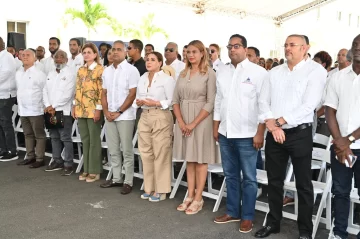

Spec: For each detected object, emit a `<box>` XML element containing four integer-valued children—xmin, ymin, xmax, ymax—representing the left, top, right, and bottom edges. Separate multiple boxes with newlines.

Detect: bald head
<box><xmin>0</xmin><ymin>37</ymin><xmax>4</xmax><ymax>51</ymax></box>
<box><xmin>337</xmin><ymin>48</ymin><xmax>349</xmax><ymax>65</ymax></box>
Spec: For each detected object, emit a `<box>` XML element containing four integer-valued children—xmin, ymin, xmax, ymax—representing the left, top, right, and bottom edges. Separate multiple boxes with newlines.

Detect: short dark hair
<box><xmin>314</xmin><ymin>51</ymin><xmax>333</xmax><ymax>69</ymax></box>
<box><xmin>184</xmin><ymin>45</ymin><xmax>188</xmax><ymax>48</ymax></box>
<box><xmin>70</xmin><ymin>38</ymin><xmax>81</xmax><ymax>47</ymax></box>
<box><xmin>145</xmin><ymin>44</ymin><xmax>154</xmax><ymax>50</ymax></box>
<box><xmin>303</xmin><ymin>35</ymin><xmax>309</xmax><ymax>45</ymax></box>
<box><xmin>130</xmin><ymin>39</ymin><xmax>144</xmax><ymax>52</ymax></box>
<box><xmin>248</xmin><ymin>46</ymin><xmax>260</xmax><ymax>57</ymax></box>
<box><xmin>177</xmin><ymin>53</ymin><xmax>182</xmax><ymax>61</ymax></box>
<box><xmin>49</xmin><ymin>37</ymin><xmax>60</xmax><ymax>45</ymax></box>
<box><xmin>229</xmin><ymin>34</ymin><xmax>247</xmax><ymax>48</ymax></box>
<box><xmin>99</xmin><ymin>42</ymin><xmax>108</xmax><ymax>49</ymax></box>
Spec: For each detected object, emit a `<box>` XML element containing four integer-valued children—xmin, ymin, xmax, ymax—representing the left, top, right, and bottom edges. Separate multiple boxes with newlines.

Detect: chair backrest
<box><xmin>312</xmin><ymin>147</ymin><xmax>331</xmax><ymax>164</ymax></box>
<box><xmin>12</xmin><ymin>104</ymin><xmax>18</xmax><ymax>128</ymax></box>
<box><xmin>313</xmin><ymin>133</ymin><xmax>331</xmax><ymax>148</ymax></box>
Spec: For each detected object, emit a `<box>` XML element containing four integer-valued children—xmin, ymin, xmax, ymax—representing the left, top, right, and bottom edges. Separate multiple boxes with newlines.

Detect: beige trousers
<box><xmin>138</xmin><ymin>108</ymin><xmax>174</xmax><ymax>193</ymax></box>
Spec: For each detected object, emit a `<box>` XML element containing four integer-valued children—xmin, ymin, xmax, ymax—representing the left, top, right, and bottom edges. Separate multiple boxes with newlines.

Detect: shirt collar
<box><xmin>112</xmin><ymin>60</ymin><xmax>128</xmax><ymax>70</ymax></box>
<box><xmin>85</xmin><ymin>62</ymin><xmax>97</xmax><ymax>70</ymax></box>
<box><xmin>22</xmin><ymin>65</ymin><xmax>36</xmax><ymax>72</ymax></box>
<box><xmin>287</xmin><ymin>59</ymin><xmax>306</xmax><ymax>71</ymax></box>
<box><xmin>231</xmin><ymin>58</ymin><xmax>250</xmax><ymax>69</ymax></box>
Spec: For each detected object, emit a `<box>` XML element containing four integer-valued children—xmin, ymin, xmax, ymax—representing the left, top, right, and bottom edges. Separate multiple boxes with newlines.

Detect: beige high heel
<box><xmin>86</xmin><ymin>174</ymin><xmax>100</xmax><ymax>182</ymax></box>
<box><xmin>185</xmin><ymin>199</ymin><xmax>204</xmax><ymax>215</ymax></box>
<box><xmin>177</xmin><ymin>197</ymin><xmax>193</xmax><ymax>211</ymax></box>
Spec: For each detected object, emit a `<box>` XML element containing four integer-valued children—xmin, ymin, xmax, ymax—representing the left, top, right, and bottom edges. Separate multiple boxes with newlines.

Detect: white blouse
<box><xmin>132</xmin><ymin>71</ymin><xmax>175</xmax><ymax>109</ymax></box>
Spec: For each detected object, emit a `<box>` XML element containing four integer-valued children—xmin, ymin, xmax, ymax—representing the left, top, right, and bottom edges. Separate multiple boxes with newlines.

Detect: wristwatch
<box><xmin>275</xmin><ymin>118</ymin><xmax>281</xmax><ymax>127</ymax></box>
<box><xmin>348</xmin><ymin>135</ymin><xmax>356</xmax><ymax>143</ymax></box>
<box><xmin>116</xmin><ymin>108</ymin><xmax>123</xmax><ymax>114</ymax></box>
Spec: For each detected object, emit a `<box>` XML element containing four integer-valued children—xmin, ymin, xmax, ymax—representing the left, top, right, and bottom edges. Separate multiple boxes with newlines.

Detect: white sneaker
<box><xmin>257</xmin><ymin>188</ymin><xmax>262</xmax><ymax>198</ymax></box>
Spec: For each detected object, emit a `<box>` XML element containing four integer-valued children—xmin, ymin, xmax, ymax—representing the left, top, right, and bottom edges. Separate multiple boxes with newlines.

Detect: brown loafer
<box><xmin>29</xmin><ymin>161</ymin><xmax>45</xmax><ymax>168</ymax></box>
<box><xmin>100</xmin><ymin>180</ymin><xmax>123</xmax><ymax>188</ymax></box>
<box><xmin>239</xmin><ymin>220</ymin><xmax>253</xmax><ymax>233</ymax></box>
<box><xmin>214</xmin><ymin>214</ymin><xmax>240</xmax><ymax>224</ymax></box>
<box><xmin>283</xmin><ymin>196</ymin><xmax>295</xmax><ymax>207</ymax></box>
<box><xmin>121</xmin><ymin>184</ymin><xmax>132</xmax><ymax>195</ymax></box>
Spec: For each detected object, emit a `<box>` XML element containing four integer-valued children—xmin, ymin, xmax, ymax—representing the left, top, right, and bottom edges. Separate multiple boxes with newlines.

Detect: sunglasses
<box><xmin>210</xmin><ymin>49</ymin><xmax>215</xmax><ymax>54</ymax></box>
<box><xmin>165</xmin><ymin>48</ymin><xmax>175</xmax><ymax>52</ymax></box>
<box><xmin>127</xmin><ymin>46</ymin><xmax>132</xmax><ymax>50</ymax></box>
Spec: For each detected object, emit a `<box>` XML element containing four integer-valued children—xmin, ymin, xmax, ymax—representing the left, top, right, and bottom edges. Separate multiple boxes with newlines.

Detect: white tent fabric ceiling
<box><xmin>131</xmin><ymin>0</ymin><xmax>337</xmax><ymax>22</ymax></box>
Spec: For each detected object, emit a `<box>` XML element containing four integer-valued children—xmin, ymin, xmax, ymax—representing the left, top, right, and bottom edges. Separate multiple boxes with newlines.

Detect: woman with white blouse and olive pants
<box><xmin>133</xmin><ymin>52</ymin><xmax>176</xmax><ymax>202</ymax></box>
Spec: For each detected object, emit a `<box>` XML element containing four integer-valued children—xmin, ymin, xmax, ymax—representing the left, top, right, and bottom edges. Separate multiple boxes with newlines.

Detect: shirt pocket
<box><xmin>240</xmin><ymin>82</ymin><xmax>256</xmax><ymax>99</ymax></box>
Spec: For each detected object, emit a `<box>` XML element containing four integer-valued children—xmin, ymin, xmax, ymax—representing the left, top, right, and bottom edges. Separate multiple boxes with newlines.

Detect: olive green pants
<box><xmin>78</xmin><ymin>118</ymin><xmax>103</xmax><ymax>174</ymax></box>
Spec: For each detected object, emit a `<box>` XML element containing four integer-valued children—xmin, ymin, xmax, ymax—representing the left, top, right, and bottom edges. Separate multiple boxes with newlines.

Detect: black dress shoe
<box><xmin>29</xmin><ymin>161</ymin><xmax>45</xmax><ymax>168</ymax></box>
<box><xmin>255</xmin><ymin>225</ymin><xmax>280</xmax><ymax>238</ymax></box>
<box><xmin>100</xmin><ymin>180</ymin><xmax>123</xmax><ymax>188</ymax></box>
<box><xmin>17</xmin><ymin>158</ymin><xmax>36</xmax><ymax>166</ymax></box>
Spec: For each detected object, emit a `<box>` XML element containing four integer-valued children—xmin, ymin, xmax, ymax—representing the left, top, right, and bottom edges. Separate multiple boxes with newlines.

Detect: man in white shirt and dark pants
<box><xmin>213</xmin><ymin>34</ymin><xmax>267</xmax><ymax>233</ymax></box>
<box><xmin>16</xmin><ymin>49</ymin><xmax>47</xmax><ymax>168</ymax></box>
<box><xmin>324</xmin><ymin>34</ymin><xmax>360</xmax><ymax>239</ymax></box>
<box><xmin>100</xmin><ymin>40</ymin><xmax>140</xmax><ymax>195</ymax></box>
<box><xmin>256</xmin><ymin>34</ymin><xmax>327</xmax><ymax>239</ymax></box>
<box><xmin>0</xmin><ymin>37</ymin><xmax>18</xmax><ymax>161</ymax></box>
<box><xmin>43</xmin><ymin>50</ymin><xmax>76</xmax><ymax>175</ymax></box>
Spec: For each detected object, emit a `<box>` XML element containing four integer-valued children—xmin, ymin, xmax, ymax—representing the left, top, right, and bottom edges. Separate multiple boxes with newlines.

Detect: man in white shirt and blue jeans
<box><xmin>256</xmin><ymin>34</ymin><xmax>327</xmax><ymax>239</ymax></box>
<box><xmin>43</xmin><ymin>50</ymin><xmax>76</xmax><ymax>175</ymax></box>
<box><xmin>213</xmin><ymin>34</ymin><xmax>267</xmax><ymax>233</ymax></box>
<box><xmin>0</xmin><ymin>37</ymin><xmax>18</xmax><ymax>161</ymax></box>
<box><xmin>325</xmin><ymin>34</ymin><xmax>360</xmax><ymax>239</ymax></box>
<box><xmin>100</xmin><ymin>40</ymin><xmax>140</xmax><ymax>195</ymax></box>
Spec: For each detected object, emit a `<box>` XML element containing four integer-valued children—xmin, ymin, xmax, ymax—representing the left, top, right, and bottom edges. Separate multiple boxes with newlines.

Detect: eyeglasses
<box><xmin>283</xmin><ymin>43</ymin><xmax>303</xmax><ymax>48</ymax></box>
<box><xmin>165</xmin><ymin>48</ymin><xmax>175</xmax><ymax>52</ymax></box>
<box><xmin>226</xmin><ymin>44</ymin><xmax>243</xmax><ymax>50</ymax></box>
<box><xmin>210</xmin><ymin>49</ymin><xmax>215</xmax><ymax>54</ymax></box>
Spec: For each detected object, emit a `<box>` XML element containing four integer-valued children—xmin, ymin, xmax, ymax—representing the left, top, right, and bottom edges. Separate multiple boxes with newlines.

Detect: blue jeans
<box><xmin>218</xmin><ymin>134</ymin><xmax>258</xmax><ymax>220</ymax></box>
<box><xmin>256</xmin><ymin>151</ymin><xmax>263</xmax><ymax>170</ymax></box>
<box><xmin>331</xmin><ymin>146</ymin><xmax>360</xmax><ymax>239</ymax></box>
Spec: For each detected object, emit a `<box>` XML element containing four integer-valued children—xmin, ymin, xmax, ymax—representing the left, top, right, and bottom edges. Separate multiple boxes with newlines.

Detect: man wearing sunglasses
<box><xmin>127</xmin><ymin>39</ymin><xmax>147</xmax><ymax>76</ymax></box>
<box><xmin>209</xmin><ymin>44</ymin><xmax>224</xmax><ymax>72</ymax></box>
<box><xmin>163</xmin><ymin>42</ymin><xmax>185</xmax><ymax>80</ymax></box>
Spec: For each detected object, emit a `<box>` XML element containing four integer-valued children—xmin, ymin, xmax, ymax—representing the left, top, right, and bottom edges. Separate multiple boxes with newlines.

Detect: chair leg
<box><xmin>213</xmin><ymin>177</ymin><xmax>226</xmax><ymax>212</ymax></box>
<box><xmin>76</xmin><ymin>155</ymin><xmax>84</xmax><ymax>173</ymax></box>
<box><xmin>169</xmin><ymin>161</ymin><xmax>187</xmax><ymax>199</ymax></box>
<box><xmin>106</xmin><ymin>167</ymin><xmax>113</xmax><ymax>180</ymax></box>
<box><xmin>140</xmin><ymin>181</ymin><xmax>144</xmax><ymax>190</ymax></box>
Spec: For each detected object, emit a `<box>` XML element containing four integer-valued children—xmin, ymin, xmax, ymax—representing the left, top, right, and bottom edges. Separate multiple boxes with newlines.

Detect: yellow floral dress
<box><xmin>74</xmin><ymin>63</ymin><xmax>104</xmax><ymax>118</ymax></box>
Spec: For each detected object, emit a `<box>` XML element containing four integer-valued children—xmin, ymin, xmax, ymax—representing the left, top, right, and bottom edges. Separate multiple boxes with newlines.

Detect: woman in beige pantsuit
<box><xmin>133</xmin><ymin>52</ymin><xmax>176</xmax><ymax>202</ymax></box>
<box><xmin>173</xmin><ymin>40</ymin><xmax>217</xmax><ymax>215</ymax></box>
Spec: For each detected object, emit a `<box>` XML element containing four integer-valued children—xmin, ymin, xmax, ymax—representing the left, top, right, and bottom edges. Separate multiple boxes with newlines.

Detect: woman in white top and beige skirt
<box><xmin>133</xmin><ymin>52</ymin><xmax>176</xmax><ymax>202</ymax></box>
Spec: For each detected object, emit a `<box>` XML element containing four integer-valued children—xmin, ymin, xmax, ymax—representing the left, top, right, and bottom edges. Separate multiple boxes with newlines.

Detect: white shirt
<box><xmin>35</xmin><ymin>60</ymin><xmax>45</xmax><ymax>73</ymax></box>
<box><xmin>43</xmin><ymin>56</ymin><xmax>56</xmax><ymax>76</ymax></box>
<box><xmin>165</xmin><ymin>59</ymin><xmax>185</xmax><ymax>80</ymax></box>
<box><xmin>328</xmin><ymin>67</ymin><xmax>339</xmax><ymax>79</ymax></box>
<box><xmin>132</xmin><ymin>71</ymin><xmax>176</xmax><ymax>110</ymax></box>
<box><xmin>214</xmin><ymin>58</ymin><xmax>268</xmax><ymax>138</ymax></box>
<box><xmin>259</xmin><ymin>59</ymin><xmax>327</xmax><ymax>129</ymax></box>
<box><xmin>16</xmin><ymin>66</ymin><xmax>46</xmax><ymax>116</ymax></box>
<box><xmin>0</xmin><ymin>50</ymin><xmax>17</xmax><ymax>98</ymax></box>
<box><xmin>324</xmin><ymin>65</ymin><xmax>360</xmax><ymax>149</ymax></box>
<box><xmin>213</xmin><ymin>58</ymin><xmax>225</xmax><ymax>72</ymax></box>
<box><xmin>68</xmin><ymin>53</ymin><xmax>84</xmax><ymax>73</ymax></box>
<box><xmin>43</xmin><ymin>65</ymin><xmax>76</xmax><ymax>116</ymax></box>
<box><xmin>15</xmin><ymin>57</ymin><xmax>22</xmax><ymax>71</ymax></box>
<box><xmin>102</xmin><ymin>60</ymin><xmax>140</xmax><ymax>121</ymax></box>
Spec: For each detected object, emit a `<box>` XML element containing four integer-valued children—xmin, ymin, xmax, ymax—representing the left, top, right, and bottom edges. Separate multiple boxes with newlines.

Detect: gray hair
<box><xmin>166</xmin><ymin>42</ymin><xmax>178</xmax><ymax>51</ymax></box>
<box><xmin>113</xmin><ymin>40</ymin><xmax>125</xmax><ymax>46</ymax></box>
<box><xmin>287</xmin><ymin>34</ymin><xmax>306</xmax><ymax>44</ymax></box>
<box><xmin>346</xmin><ymin>49</ymin><xmax>353</xmax><ymax>62</ymax></box>
<box><xmin>54</xmin><ymin>49</ymin><xmax>68</xmax><ymax>59</ymax></box>
<box><xmin>24</xmin><ymin>49</ymin><xmax>36</xmax><ymax>58</ymax></box>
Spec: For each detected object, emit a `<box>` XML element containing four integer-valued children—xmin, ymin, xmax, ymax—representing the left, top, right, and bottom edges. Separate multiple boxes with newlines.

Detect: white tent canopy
<box><xmin>130</xmin><ymin>0</ymin><xmax>336</xmax><ymax>23</ymax></box>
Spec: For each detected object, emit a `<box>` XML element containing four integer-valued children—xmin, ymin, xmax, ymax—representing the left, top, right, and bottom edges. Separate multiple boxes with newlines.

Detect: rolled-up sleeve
<box><xmin>160</xmin><ymin>76</ymin><xmax>176</xmax><ymax>109</ymax></box>
<box><xmin>203</xmin><ymin>69</ymin><xmax>216</xmax><ymax>113</ymax></box>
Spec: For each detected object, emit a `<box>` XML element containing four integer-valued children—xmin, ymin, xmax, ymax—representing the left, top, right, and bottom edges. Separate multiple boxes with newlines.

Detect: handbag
<box><xmin>44</xmin><ymin>111</ymin><xmax>64</xmax><ymax>129</ymax></box>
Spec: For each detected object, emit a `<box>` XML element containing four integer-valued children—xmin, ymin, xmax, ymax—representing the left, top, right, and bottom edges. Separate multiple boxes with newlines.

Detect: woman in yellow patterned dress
<box><xmin>72</xmin><ymin>43</ymin><xmax>104</xmax><ymax>182</ymax></box>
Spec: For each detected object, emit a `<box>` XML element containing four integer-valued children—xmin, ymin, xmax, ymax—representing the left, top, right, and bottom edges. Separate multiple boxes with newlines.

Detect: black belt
<box><xmin>282</xmin><ymin>123</ymin><xmax>312</xmax><ymax>134</ymax></box>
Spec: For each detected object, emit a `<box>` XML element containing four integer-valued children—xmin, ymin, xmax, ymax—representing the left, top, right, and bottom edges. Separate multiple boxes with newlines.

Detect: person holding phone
<box><xmin>324</xmin><ymin>34</ymin><xmax>360</xmax><ymax>239</ymax></box>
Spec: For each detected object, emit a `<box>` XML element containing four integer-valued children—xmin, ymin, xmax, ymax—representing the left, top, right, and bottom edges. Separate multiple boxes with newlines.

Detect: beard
<box><xmin>50</xmin><ymin>48</ymin><xmax>59</xmax><ymax>55</ymax></box>
<box><xmin>55</xmin><ymin>63</ymin><xmax>66</xmax><ymax>70</ymax></box>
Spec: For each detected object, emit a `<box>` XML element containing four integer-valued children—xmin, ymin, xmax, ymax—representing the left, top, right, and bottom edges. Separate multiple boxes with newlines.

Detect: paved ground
<box><xmin>0</xmin><ymin>156</ymin><xmax>350</xmax><ymax>239</ymax></box>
